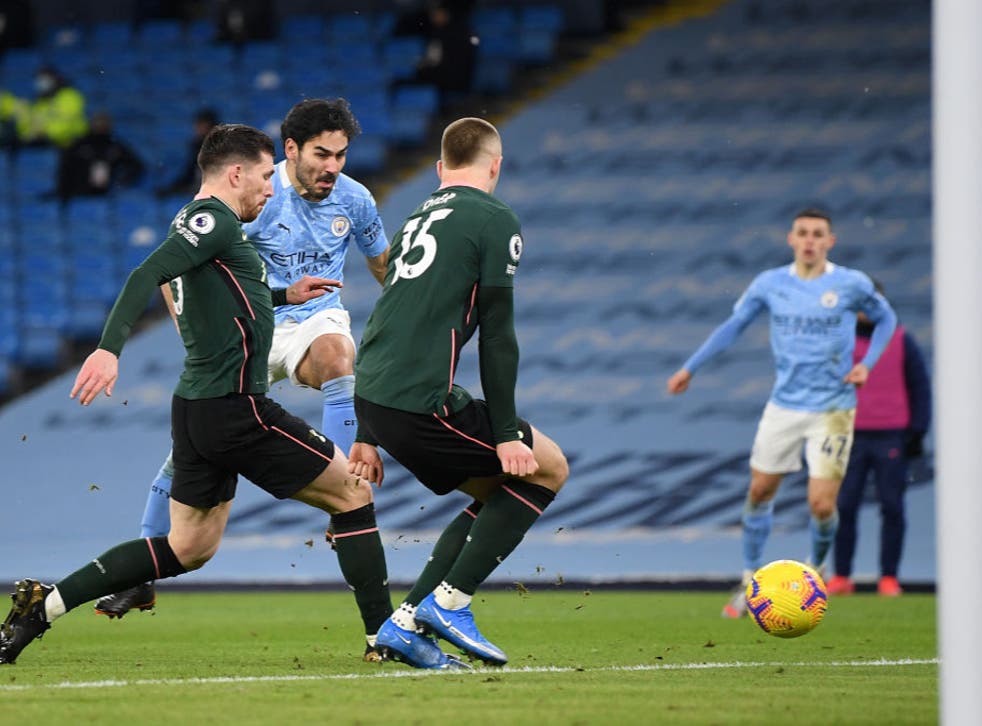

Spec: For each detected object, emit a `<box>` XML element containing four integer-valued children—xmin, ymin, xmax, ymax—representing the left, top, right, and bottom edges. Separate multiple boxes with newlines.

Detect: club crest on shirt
<box><xmin>331</xmin><ymin>216</ymin><xmax>351</xmax><ymax>237</ymax></box>
<box><xmin>821</xmin><ymin>290</ymin><xmax>839</xmax><ymax>308</ymax></box>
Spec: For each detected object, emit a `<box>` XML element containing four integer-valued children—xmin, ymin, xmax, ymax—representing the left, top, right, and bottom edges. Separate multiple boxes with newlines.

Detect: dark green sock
<box><xmin>444</xmin><ymin>482</ymin><xmax>555</xmax><ymax>595</ymax></box>
<box><xmin>405</xmin><ymin>500</ymin><xmax>482</xmax><ymax>606</ymax></box>
<box><xmin>55</xmin><ymin>537</ymin><xmax>184</xmax><ymax>611</ymax></box>
<box><xmin>331</xmin><ymin>504</ymin><xmax>393</xmax><ymax>635</ymax></box>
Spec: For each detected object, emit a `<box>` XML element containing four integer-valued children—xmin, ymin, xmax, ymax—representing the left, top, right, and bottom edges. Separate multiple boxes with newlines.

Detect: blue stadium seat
<box><xmin>0</xmin><ymin>304</ymin><xmax>17</xmax><ymax>359</ymax></box>
<box><xmin>473</xmin><ymin>7</ymin><xmax>518</xmax><ymax>37</ymax></box>
<box><xmin>0</xmin><ymin>227</ymin><xmax>15</xmax><ymax>255</ymax></box>
<box><xmin>0</xmin><ymin>47</ymin><xmax>44</xmax><ymax>96</ymax></box>
<box><xmin>11</xmin><ymin>150</ymin><xmax>59</xmax><ymax>199</ymax></box>
<box><xmin>135</xmin><ymin>19</ymin><xmax>184</xmax><ymax>47</ymax></box>
<box><xmin>45</xmin><ymin>46</ymin><xmax>90</xmax><ymax>74</ymax></box>
<box><xmin>13</xmin><ymin>325</ymin><xmax>65</xmax><ymax>370</ymax></box>
<box><xmin>343</xmin><ymin>134</ymin><xmax>386</xmax><ymax>175</ymax></box>
<box><xmin>66</xmin><ymin>300</ymin><xmax>110</xmax><ymax>341</ymax></box>
<box><xmin>520</xmin><ymin>5</ymin><xmax>565</xmax><ymax>34</ymax></box>
<box><xmin>390</xmin><ymin>84</ymin><xmax>439</xmax><ymax>145</ymax></box>
<box><xmin>71</xmin><ymin>249</ymin><xmax>119</xmax><ymax>291</ymax></box>
<box><xmin>281</xmin><ymin>14</ymin><xmax>327</xmax><ymax>42</ymax></box>
<box><xmin>88</xmin><ymin>21</ymin><xmax>134</xmax><ymax>50</ymax></box>
<box><xmin>382</xmin><ymin>36</ymin><xmax>426</xmax><ymax>81</ymax></box>
<box><xmin>471</xmin><ymin>50</ymin><xmax>514</xmax><ymax>95</ymax></box>
<box><xmin>327</xmin><ymin>13</ymin><xmax>376</xmax><ymax>44</ymax></box>
<box><xmin>185</xmin><ymin>18</ymin><xmax>218</xmax><ymax>46</ymax></box>
<box><xmin>18</xmin><ymin>292</ymin><xmax>70</xmax><ymax>334</ymax></box>
<box><xmin>392</xmin><ymin>84</ymin><xmax>438</xmax><ymax>115</ymax></box>
<box><xmin>65</xmin><ymin>197</ymin><xmax>113</xmax><ymax>227</ymax></box>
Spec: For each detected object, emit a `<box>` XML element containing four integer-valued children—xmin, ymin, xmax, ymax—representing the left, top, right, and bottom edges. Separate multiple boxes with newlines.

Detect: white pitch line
<box><xmin>0</xmin><ymin>658</ymin><xmax>938</xmax><ymax>692</ymax></box>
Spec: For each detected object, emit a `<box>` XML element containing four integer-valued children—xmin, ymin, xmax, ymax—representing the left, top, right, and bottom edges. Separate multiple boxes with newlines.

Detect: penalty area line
<box><xmin>0</xmin><ymin>658</ymin><xmax>939</xmax><ymax>692</ymax></box>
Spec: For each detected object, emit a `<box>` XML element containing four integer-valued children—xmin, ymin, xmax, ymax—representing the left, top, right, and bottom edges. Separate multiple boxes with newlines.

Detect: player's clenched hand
<box><xmin>286</xmin><ymin>275</ymin><xmax>342</xmax><ymax>304</ymax></box>
<box><xmin>348</xmin><ymin>442</ymin><xmax>384</xmax><ymax>486</ymax></box>
<box><xmin>843</xmin><ymin>363</ymin><xmax>870</xmax><ymax>387</ymax></box>
<box><xmin>70</xmin><ymin>349</ymin><xmax>119</xmax><ymax>406</ymax></box>
<box><xmin>666</xmin><ymin>368</ymin><xmax>692</xmax><ymax>395</ymax></box>
<box><xmin>497</xmin><ymin>440</ymin><xmax>538</xmax><ymax>478</ymax></box>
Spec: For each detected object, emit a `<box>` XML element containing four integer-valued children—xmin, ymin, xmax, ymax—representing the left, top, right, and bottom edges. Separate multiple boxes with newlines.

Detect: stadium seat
<box><xmin>382</xmin><ymin>35</ymin><xmax>426</xmax><ymax>81</ymax></box>
<box><xmin>135</xmin><ymin>19</ymin><xmax>184</xmax><ymax>48</ymax></box>
<box><xmin>520</xmin><ymin>5</ymin><xmax>565</xmax><ymax>34</ymax></box>
<box><xmin>280</xmin><ymin>14</ymin><xmax>326</xmax><ymax>43</ymax></box>
<box><xmin>13</xmin><ymin>325</ymin><xmax>66</xmax><ymax>370</ymax></box>
<box><xmin>71</xmin><ymin>251</ymin><xmax>121</xmax><ymax>306</ymax></box>
<box><xmin>11</xmin><ymin>150</ymin><xmax>59</xmax><ymax>199</ymax></box>
<box><xmin>0</xmin><ymin>48</ymin><xmax>43</xmax><ymax>96</ymax></box>
<box><xmin>342</xmin><ymin>134</ymin><xmax>386</xmax><ymax>175</ymax></box>
<box><xmin>327</xmin><ymin>13</ymin><xmax>376</xmax><ymax>44</ymax></box>
<box><xmin>88</xmin><ymin>21</ymin><xmax>134</xmax><ymax>50</ymax></box>
<box><xmin>390</xmin><ymin>84</ymin><xmax>439</xmax><ymax>145</ymax></box>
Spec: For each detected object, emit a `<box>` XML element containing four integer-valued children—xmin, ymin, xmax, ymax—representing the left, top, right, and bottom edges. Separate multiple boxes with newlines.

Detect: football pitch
<box><xmin>0</xmin><ymin>589</ymin><xmax>937</xmax><ymax>724</ymax></box>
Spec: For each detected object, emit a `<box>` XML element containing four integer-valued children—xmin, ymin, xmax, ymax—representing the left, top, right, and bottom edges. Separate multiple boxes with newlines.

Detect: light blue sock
<box><xmin>809</xmin><ymin>511</ymin><xmax>839</xmax><ymax>570</ymax></box>
<box><xmin>320</xmin><ymin>375</ymin><xmax>357</xmax><ymax>458</ymax></box>
<box><xmin>742</xmin><ymin>499</ymin><xmax>774</xmax><ymax>572</ymax></box>
<box><xmin>139</xmin><ymin>452</ymin><xmax>173</xmax><ymax>538</ymax></box>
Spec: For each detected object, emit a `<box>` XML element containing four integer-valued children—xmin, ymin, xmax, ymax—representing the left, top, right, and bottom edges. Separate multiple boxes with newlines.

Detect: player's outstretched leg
<box><xmin>94</xmin><ymin>453</ymin><xmax>174</xmax><ymax>618</ymax></box>
<box><xmin>0</xmin><ymin>580</ymin><xmax>52</xmax><ymax>664</ymax></box>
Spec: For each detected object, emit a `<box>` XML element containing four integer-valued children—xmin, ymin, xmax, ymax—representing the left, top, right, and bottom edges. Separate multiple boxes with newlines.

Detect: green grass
<box><xmin>0</xmin><ymin>590</ymin><xmax>937</xmax><ymax>725</ymax></box>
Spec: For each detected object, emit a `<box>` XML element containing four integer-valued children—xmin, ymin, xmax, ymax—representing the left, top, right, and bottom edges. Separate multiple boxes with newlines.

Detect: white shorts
<box><xmin>749</xmin><ymin>401</ymin><xmax>856</xmax><ymax>480</ymax></box>
<box><xmin>267</xmin><ymin>308</ymin><xmax>354</xmax><ymax>387</ymax></box>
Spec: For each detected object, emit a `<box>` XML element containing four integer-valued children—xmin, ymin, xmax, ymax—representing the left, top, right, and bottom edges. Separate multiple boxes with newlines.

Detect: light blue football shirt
<box><xmin>244</xmin><ymin>161</ymin><xmax>389</xmax><ymax>325</ymax></box>
<box><xmin>683</xmin><ymin>262</ymin><xmax>897</xmax><ymax>411</ymax></box>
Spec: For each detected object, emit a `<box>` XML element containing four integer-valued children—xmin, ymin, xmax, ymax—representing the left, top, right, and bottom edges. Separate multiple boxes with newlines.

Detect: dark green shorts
<box><xmin>170</xmin><ymin>393</ymin><xmax>335</xmax><ymax>508</ymax></box>
<box><xmin>354</xmin><ymin>395</ymin><xmax>534</xmax><ymax>495</ymax></box>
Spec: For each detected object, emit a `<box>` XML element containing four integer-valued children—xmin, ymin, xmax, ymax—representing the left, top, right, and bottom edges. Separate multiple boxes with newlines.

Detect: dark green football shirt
<box><xmin>98</xmin><ymin>197</ymin><xmax>275</xmax><ymax>399</ymax></box>
<box><xmin>355</xmin><ymin>185</ymin><xmax>524</xmax><ymax>444</ymax></box>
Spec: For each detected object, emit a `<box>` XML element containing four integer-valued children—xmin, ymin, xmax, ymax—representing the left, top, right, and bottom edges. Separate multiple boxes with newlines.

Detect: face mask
<box><xmin>35</xmin><ymin>75</ymin><xmax>55</xmax><ymax>94</ymax></box>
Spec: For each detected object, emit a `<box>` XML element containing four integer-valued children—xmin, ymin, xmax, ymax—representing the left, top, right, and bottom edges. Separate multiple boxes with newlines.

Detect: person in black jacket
<box><xmin>55</xmin><ymin>111</ymin><xmax>143</xmax><ymax>200</ymax></box>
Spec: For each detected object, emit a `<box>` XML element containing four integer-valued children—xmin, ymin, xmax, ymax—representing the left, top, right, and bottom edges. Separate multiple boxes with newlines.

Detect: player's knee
<box><xmin>167</xmin><ymin>536</ymin><xmax>218</xmax><ymax>572</ymax></box>
<box><xmin>340</xmin><ymin>476</ymin><xmax>375</xmax><ymax>509</ymax></box>
<box><xmin>543</xmin><ymin>448</ymin><xmax>570</xmax><ymax>492</ymax></box>
<box><xmin>808</xmin><ymin>497</ymin><xmax>836</xmax><ymax>520</ymax></box>
<box><xmin>531</xmin><ymin>433</ymin><xmax>569</xmax><ymax>493</ymax></box>
<box><xmin>305</xmin><ymin>472</ymin><xmax>374</xmax><ymax>515</ymax></box>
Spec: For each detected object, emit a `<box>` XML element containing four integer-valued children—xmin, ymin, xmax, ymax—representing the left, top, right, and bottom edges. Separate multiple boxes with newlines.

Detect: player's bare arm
<box><xmin>347</xmin><ymin>442</ymin><xmax>384</xmax><ymax>486</ymax></box>
<box><xmin>667</xmin><ymin>368</ymin><xmax>693</xmax><ymax>395</ymax></box>
<box><xmin>497</xmin><ymin>439</ymin><xmax>538</xmax><ymax>478</ymax></box>
<box><xmin>366</xmin><ymin>249</ymin><xmax>389</xmax><ymax>286</ymax></box>
<box><xmin>70</xmin><ymin>349</ymin><xmax>119</xmax><ymax>406</ymax></box>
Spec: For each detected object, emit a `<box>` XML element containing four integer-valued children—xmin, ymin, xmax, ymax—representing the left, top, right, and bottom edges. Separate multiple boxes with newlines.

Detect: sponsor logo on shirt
<box><xmin>773</xmin><ymin>314</ymin><xmax>843</xmax><ymax>336</ymax></box>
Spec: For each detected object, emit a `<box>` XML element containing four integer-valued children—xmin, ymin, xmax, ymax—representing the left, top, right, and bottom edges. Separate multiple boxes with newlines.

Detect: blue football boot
<box><xmin>415</xmin><ymin>593</ymin><xmax>508</xmax><ymax>666</ymax></box>
<box><xmin>375</xmin><ymin>618</ymin><xmax>471</xmax><ymax>670</ymax></box>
